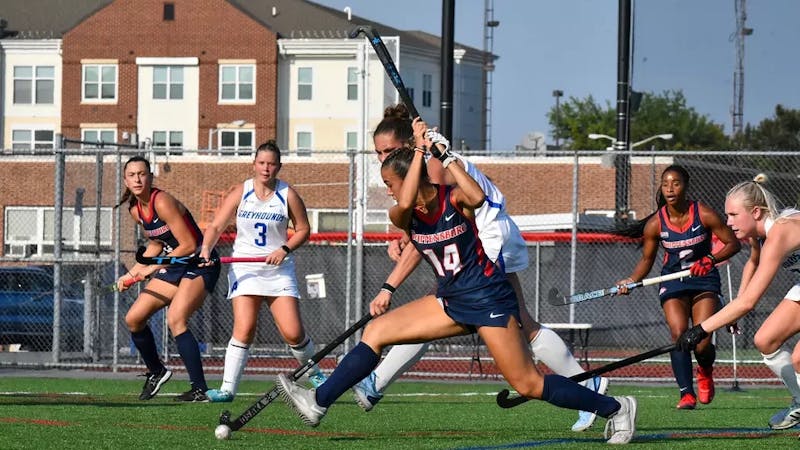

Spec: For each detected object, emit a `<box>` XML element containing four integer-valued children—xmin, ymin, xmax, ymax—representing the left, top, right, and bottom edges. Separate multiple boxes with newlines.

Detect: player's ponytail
<box><xmin>726</xmin><ymin>173</ymin><xmax>782</xmax><ymax>221</ymax></box>
<box><xmin>374</xmin><ymin>104</ymin><xmax>414</xmax><ymax>147</ymax></box>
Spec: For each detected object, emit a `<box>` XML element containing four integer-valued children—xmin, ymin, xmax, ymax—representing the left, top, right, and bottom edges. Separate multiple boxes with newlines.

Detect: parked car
<box><xmin>0</xmin><ymin>266</ymin><xmax>84</xmax><ymax>351</ymax></box>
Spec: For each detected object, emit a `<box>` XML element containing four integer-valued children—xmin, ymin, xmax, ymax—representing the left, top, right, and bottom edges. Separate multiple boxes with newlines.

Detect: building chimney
<box><xmin>343</xmin><ymin>6</ymin><xmax>351</xmax><ymax>21</ymax></box>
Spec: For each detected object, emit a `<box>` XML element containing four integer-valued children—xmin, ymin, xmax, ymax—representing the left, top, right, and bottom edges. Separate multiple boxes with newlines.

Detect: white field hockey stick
<box><xmin>546</xmin><ymin>269</ymin><xmax>692</xmax><ymax>306</ymax></box>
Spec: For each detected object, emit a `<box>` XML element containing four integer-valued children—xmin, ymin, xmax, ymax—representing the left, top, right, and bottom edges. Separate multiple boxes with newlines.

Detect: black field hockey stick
<box><xmin>134</xmin><ymin>247</ymin><xmax>267</xmax><ymax>265</ymax></box>
<box><xmin>218</xmin><ymin>313</ymin><xmax>373</xmax><ymax>432</ymax></box>
<box><xmin>349</xmin><ymin>25</ymin><xmax>420</xmax><ymax>119</ymax></box>
<box><xmin>547</xmin><ymin>269</ymin><xmax>692</xmax><ymax>306</ymax></box>
<box><xmin>495</xmin><ymin>343</ymin><xmax>677</xmax><ymax>408</ymax></box>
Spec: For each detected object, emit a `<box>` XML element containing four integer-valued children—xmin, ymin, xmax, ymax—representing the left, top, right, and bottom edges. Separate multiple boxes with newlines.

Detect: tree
<box><xmin>547</xmin><ymin>90</ymin><xmax>729</xmax><ymax>150</ymax></box>
<box><xmin>733</xmin><ymin>105</ymin><xmax>800</xmax><ymax>150</ymax></box>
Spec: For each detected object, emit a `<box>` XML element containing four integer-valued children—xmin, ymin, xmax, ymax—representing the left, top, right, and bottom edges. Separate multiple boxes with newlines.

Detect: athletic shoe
<box><xmin>276</xmin><ymin>373</ymin><xmax>327</xmax><ymax>427</ymax></box>
<box><xmin>676</xmin><ymin>393</ymin><xmax>697</xmax><ymax>410</ymax></box>
<box><xmin>206</xmin><ymin>389</ymin><xmax>234</xmax><ymax>403</ymax></box>
<box><xmin>696</xmin><ymin>366</ymin><xmax>715</xmax><ymax>404</ymax></box>
<box><xmin>352</xmin><ymin>371</ymin><xmax>383</xmax><ymax>412</ymax></box>
<box><xmin>308</xmin><ymin>369</ymin><xmax>328</xmax><ymax>389</ymax></box>
<box><xmin>174</xmin><ymin>387</ymin><xmax>209</xmax><ymax>402</ymax></box>
<box><xmin>138</xmin><ymin>367</ymin><xmax>172</xmax><ymax>401</ymax></box>
<box><xmin>572</xmin><ymin>376</ymin><xmax>610</xmax><ymax>431</ymax></box>
<box><xmin>768</xmin><ymin>401</ymin><xmax>800</xmax><ymax>430</ymax></box>
<box><xmin>604</xmin><ymin>395</ymin><xmax>637</xmax><ymax>444</ymax></box>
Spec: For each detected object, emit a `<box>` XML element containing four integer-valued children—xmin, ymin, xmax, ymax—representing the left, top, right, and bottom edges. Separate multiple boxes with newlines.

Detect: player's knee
<box><xmin>753</xmin><ymin>330</ymin><xmax>780</xmax><ymax>354</ymax></box>
<box><xmin>360</xmin><ymin>319</ymin><xmax>391</xmax><ymax>349</ymax></box>
<box><xmin>124</xmin><ymin>313</ymin><xmax>142</xmax><ymax>332</ymax></box>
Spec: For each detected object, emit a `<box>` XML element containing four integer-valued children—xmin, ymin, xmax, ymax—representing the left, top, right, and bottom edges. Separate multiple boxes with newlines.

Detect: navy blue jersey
<box><xmin>409</xmin><ymin>185</ymin><xmax>515</xmax><ymax>306</ymax></box>
<box><xmin>136</xmin><ymin>188</ymin><xmax>203</xmax><ymax>254</ymax></box>
<box><xmin>657</xmin><ymin>200</ymin><xmax>720</xmax><ymax>300</ymax></box>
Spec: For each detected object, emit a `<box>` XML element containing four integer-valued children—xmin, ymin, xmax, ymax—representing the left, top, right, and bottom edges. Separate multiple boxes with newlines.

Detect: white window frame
<box><xmin>422</xmin><ymin>73</ymin><xmax>432</xmax><ymax>108</ymax></box>
<box><xmin>11</xmin><ymin>128</ymin><xmax>55</xmax><ymax>150</ymax></box>
<box><xmin>82</xmin><ymin>64</ymin><xmax>118</xmax><ymax>102</ymax></box>
<box><xmin>345</xmin><ymin>131</ymin><xmax>358</xmax><ymax>152</ymax></box>
<box><xmin>152</xmin><ymin>130</ymin><xmax>184</xmax><ymax>155</ymax></box>
<box><xmin>153</xmin><ymin>66</ymin><xmax>184</xmax><ymax>100</ymax></box>
<box><xmin>4</xmin><ymin>206</ymin><xmax>113</xmax><ymax>257</ymax></box>
<box><xmin>219</xmin><ymin>64</ymin><xmax>255</xmax><ymax>103</ymax></box>
<box><xmin>347</xmin><ymin>67</ymin><xmax>358</xmax><ymax>101</ymax></box>
<box><xmin>296</xmin><ymin>130</ymin><xmax>312</xmax><ymax>157</ymax></box>
<box><xmin>81</xmin><ymin>129</ymin><xmax>117</xmax><ymax>148</ymax></box>
<box><xmin>13</xmin><ymin>65</ymin><xmax>55</xmax><ymax>104</ymax></box>
<box><xmin>297</xmin><ymin>67</ymin><xmax>312</xmax><ymax>101</ymax></box>
<box><xmin>218</xmin><ymin>129</ymin><xmax>254</xmax><ymax>156</ymax></box>
<box><xmin>306</xmin><ymin>208</ymin><xmax>389</xmax><ymax>233</ymax></box>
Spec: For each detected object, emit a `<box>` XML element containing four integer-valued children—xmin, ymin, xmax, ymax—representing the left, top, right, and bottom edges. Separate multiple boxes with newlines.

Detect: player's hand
<box><xmin>198</xmin><ymin>247</ymin><xmax>216</xmax><ymax>267</ymax></box>
<box><xmin>387</xmin><ymin>238</ymin><xmax>406</xmax><ymax>262</ymax></box>
<box><xmin>677</xmin><ymin>324</ymin><xmax>709</xmax><ymax>352</ymax></box>
<box><xmin>727</xmin><ymin>322</ymin><xmax>741</xmax><ymax>335</ymax></box>
<box><xmin>116</xmin><ymin>273</ymin><xmax>142</xmax><ymax>292</ymax></box>
<box><xmin>690</xmin><ymin>255</ymin><xmax>715</xmax><ymax>277</ymax></box>
<box><xmin>615</xmin><ymin>278</ymin><xmax>634</xmax><ymax>295</ymax></box>
<box><xmin>425</xmin><ymin>128</ymin><xmax>451</xmax><ymax>153</ymax></box>
<box><xmin>369</xmin><ymin>290</ymin><xmax>392</xmax><ymax>316</ymax></box>
<box><xmin>264</xmin><ymin>247</ymin><xmax>288</xmax><ymax>265</ymax></box>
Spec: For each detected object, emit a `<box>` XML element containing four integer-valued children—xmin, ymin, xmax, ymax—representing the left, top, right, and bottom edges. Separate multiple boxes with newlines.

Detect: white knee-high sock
<box><xmin>373</xmin><ymin>343</ymin><xmax>430</xmax><ymax>392</ymax></box>
<box><xmin>220</xmin><ymin>337</ymin><xmax>250</xmax><ymax>394</ymax></box>
<box><xmin>762</xmin><ymin>348</ymin><xmax>800</xmax><ymax>403</ymax></box>
<box><xmin>289</xmin><ymin>336</ymin><xmax>324</xmax><ymax>376</ymax></box>
<box><xmin>529</xmin><ymin>327</ymin><xmax>584</xmax><ymax>379</ymax></box>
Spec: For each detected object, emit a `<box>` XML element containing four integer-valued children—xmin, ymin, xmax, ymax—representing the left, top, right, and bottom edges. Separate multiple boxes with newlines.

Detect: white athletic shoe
<box><xmin>352</xmin><ymin>371</ymin><xmax>383</xmax><ymax>412</ymax></box>
<box><xmin>276</xmin><ymin>373</ymin><xmax>327</xmax><ymax>427</ymax></box>
<box><xmin>604</xmin><ymin>396</ymin><xmax>637</xmax><ymax>444</ymax></box>
<box><xmin>768</xmin><ymin>401</ymin><xmax>800</xmax><ymax>430</ymax></box>
<box><xmin>571</xmin><ymin>376</ymin><xmax>610</xmax><ymax>432</ymax></box>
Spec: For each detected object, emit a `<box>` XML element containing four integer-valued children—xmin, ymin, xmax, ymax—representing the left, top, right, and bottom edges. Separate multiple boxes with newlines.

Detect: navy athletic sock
<box><xmin>695</xmin><ymin>343</ymin><xmax>716</xmax><ymax>369</ymax></box>
<box><xmin>670</xmin><ymin>349</ymin><xmax>694</xmax><ymax>396</ymax></box>
<box><xmin>541</xmin><ymin>374</ymin><xmax>620</xmax><ymax>418</ymax></box>
<box><xmin>315</xmin><ymin>342</ymin><xmax>380</xmax><ymax>408</ymax></box>
<box><xmin>131</xmin><ymin>325</ymin><xmax>164</xmax><ymax>374</ymax></box>
<box><xmin>175</xmin><ymin>330</ymin><xmax>208</xmax><ymax>391</ymax></box>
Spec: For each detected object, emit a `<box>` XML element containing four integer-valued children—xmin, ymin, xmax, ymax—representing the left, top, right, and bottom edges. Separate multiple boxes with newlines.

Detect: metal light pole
<box><xmin>552</xmin><ymin>89</ymin><xmax>564</xmax><ymax>149</ymax></box>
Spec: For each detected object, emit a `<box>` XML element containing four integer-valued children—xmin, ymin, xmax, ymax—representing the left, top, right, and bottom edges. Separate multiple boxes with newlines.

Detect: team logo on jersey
<box><xmin>489</xmin><ymin>312</ymin><xmax>505</xmax><ymax>319</ymax></box>
<box><xmin>691</xmin><ymin>224</ymin><xmax>702</xmax><ymax>232</ymax></box>
<box><xmin>445</xmin><ymin>212</ymin><xmax>456</xmax><ymax>221</ymax></box>
<box><xmin>660</xmin><ymin>232</ymin><xmax>669</xmax><ymax>239</ymax></box>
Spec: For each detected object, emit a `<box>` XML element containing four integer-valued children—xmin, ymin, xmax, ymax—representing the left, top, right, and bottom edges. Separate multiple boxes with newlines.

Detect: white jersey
<box><xmin>765</xmin><ymin>209</ymin><xmax>800</xmax><ymax>301</ymax></box>
<box><xmin>227</xmin><ymin>178</ymin><xmax>300</xmax><ymax>298</ymax></box>
<box><xmin>451</xmin><ymin>151</ymin><xmax>529</xmax><ymax>273</ymax></box>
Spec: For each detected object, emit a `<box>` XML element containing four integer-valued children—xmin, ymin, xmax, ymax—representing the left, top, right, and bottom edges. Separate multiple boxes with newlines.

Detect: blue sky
<box><xmin>313</xmin><ymin>0</ymin><xmax>800</xmax><ymax>150</ymax></box>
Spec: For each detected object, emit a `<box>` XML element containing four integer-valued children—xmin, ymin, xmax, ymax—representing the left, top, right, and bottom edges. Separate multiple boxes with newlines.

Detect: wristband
<box><xmin>414</xmin><ymin>147</ymin><xmax>426</xmax><ymax>154</ymax></box>
<box><xmin>281</xmin><ymin>245</ymin><xmax>292</xmax><ymax>254</ymax></box>
<box><xmin>707</xmin><ymin>254</ymin><xmax>717</xmax><ymax>264</ymax></box>
<box><xmin>381</xmin><ymin>282</ymin><xmax>396</xmax><ymax>295</ymax></box>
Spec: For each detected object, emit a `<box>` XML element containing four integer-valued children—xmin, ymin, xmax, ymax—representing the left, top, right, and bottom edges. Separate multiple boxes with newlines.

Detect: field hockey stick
<box><xmin>496</xmin><ymin>343</ymin><xmax>677</xmax><ymax>408</ymax></box>
<box><xmin>107</xmin><ymin>275</ymin><xmax>143</xmax><ymax>292</ymax></box>
<box><xmin>547</xmin><ymin>269</ymin><xmax>692</xmax><ymax>306</ymax></box>
<box><xmin>134</xmin><ymin>247</ymin><xmax>269</xmax><ymax>265</ymax></box>
<box><xmin>218</xmin><ymin>313</ymin><xmax>373</xmax><ymax>432</ymax></box>
<box><xmin>349</xmin><ymin>25</ymin><xmax>420</xmax><ymax>119</ymax></box>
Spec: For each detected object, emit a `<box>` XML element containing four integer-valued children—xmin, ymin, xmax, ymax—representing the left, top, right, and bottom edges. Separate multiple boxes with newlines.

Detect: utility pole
<box><xmin>732</xmin><ymin>0</ymin><xmax>753</xmax><ymax>137</ymax></box>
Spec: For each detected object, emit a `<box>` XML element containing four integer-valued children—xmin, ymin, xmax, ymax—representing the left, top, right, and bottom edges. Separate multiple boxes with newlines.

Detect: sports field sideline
<box><xmin>1</xmin><ymin>371</ymin><xmax>798</xmax><ymax>449</ymax></box>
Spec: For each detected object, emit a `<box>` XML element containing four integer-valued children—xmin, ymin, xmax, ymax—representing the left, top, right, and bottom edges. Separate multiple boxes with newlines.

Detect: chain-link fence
<box><xmin>1</xmin><ymin>146</ymin><xmax>798</xmax><ymax>386</ymax></box>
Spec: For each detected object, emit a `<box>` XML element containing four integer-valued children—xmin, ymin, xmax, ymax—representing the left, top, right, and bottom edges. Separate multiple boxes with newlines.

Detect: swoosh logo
<box><xmin>691</xmin><ymin>225</ymin><xmax>702</xmax><ymax>232</ymax></box>
<box><xmin>445</xmin><ymin>213</ymin><xmax>456</xmax><ymax>221</ymax></box>
<box><xmin>489</xmin><ymin>312</ymin><xmax>505</xmax><ymax>319</ymax></box>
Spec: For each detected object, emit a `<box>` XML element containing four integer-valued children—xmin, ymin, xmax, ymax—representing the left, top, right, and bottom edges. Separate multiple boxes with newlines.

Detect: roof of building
<box><xmin>0</xmin><ymin>0</ymin><xmax>492</xmax><ymax>59</ymax></box>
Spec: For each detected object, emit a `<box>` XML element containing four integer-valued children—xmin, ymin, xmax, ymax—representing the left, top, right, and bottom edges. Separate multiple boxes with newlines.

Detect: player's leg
<box><xmin>479</xmin><ymin>317</ymin><xmax>636</xmax><ymax>445</ymax></box>
<box><xmin>754</xmin><ymin>297</ymin><xmax>800</xmax><ymax>429</ymax></box>
<box><xmin>352</xmin><ymin>342</ymin><xmax>429</xmax><ymax>411</ymax></box>
<box><xmin>166</xmin><ymin>277</ymin><xmax>209</xmax><ymax>401</ymax></box>
<box><xmin>208</xmin><ymin>295</ymin><xmax>261</xmax><ymax>402</ymax></box>
<box><xmin>278</xmin><ymin>295</ymin><xmax>466</xmax><ymax>426</ymax></box>
<box><xmin>125</xmin><ymin>280</ymin><xmax>174</xmax><ymax>400</ymax></box>
<box><xmin>691</xmin><ymin>293</ymin><xmax>720</xmax><ymax>404</ymax></box>
<box><xmin>662</xmin><ymin>296</ymin><xmax>696</xmax><ymax>409</ymax></box>
<box><xmin>269</xmin><ymin>294</ymin><xmax>327</xmax><ymax>387</ymax></box>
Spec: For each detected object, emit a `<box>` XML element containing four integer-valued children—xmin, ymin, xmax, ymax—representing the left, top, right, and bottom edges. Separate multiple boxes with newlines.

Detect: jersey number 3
<box><xmin>253</xmin><ymin>222</ymin><xmax>268</xmax><ymax>247</ymax></box>
<box><xmin>422</xmin><ymin>243</ymin><xmax>462</xmax><ymax>276</ymax></box>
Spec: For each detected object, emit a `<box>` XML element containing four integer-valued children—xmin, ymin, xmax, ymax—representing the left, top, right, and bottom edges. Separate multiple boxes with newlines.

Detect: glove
<box><xmin>690</xmin><ymin>255</ymin><xmax>715</xmax><ymax>277</ymax></box>
<box><xmin>425</xmin><ymin>129</ymin><xmax>456</xmax><ymax>168</ymax></box>
<box><xmin>676</xmin><ymin>324</ymin><xmax>709</xmax><ymax>352</ymax></box>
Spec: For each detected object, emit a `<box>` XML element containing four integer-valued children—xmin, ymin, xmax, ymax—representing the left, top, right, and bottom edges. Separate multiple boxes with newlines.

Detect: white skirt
<box><xmin>226</xmin><ymin>259</ymin><xmax>300</xmax><ymax>299</ymax></box>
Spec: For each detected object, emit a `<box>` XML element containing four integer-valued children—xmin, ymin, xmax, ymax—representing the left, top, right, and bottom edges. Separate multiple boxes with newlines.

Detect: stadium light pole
<box><xmin>552</xmin><ymin>89</ymin><xmax>564</xmax><ymax>149</ymax></box>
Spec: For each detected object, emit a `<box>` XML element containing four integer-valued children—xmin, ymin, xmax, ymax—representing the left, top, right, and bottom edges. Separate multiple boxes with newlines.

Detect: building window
<box><xmin>163</xmin><ymin>3</ymin><xmax>175</xmax><ymax>20</ymax></box>
<box><xmin>297</xmin><ymin>67</ymin><xmax>312</xmax><ymax>100</ymax></box>
<box><xmin>422</xmin><ymin>74</ymin><xmax>432</xmax><ymax>108</ymax></box>
<box><xmin>153</xmin><ymin>66</ymin><xmax>183</xmax><ymax>99</ymax></box>
<box><xmin>307</xmin><ymin>209</ymin><xmax>388</xmax><ymax>233</ymax></box>
<box><xmin>152</xmin><ymin>131</ymin><xmax>183</xmax><ymax>155</ymax></box>
<box><xmin>296</xmin><ymin>131</ymin><xmax>312</xmax><ymax>156</ymax></box>
<box><xmin>346</xmin><ymin>131</ymin><xmax>358</xmax><ymax>151</ymax></box>
<box><xmin>219</xmin><ymin>130</ymin><xmax>253</xmax><ymax>156</ymax></box>
<box><xmin>4</xmin><ymin>206</ymin><xmax>113</xmax><ymax>257</ymax></box>
<box><xmin>83</xmin><ymin>64</ymin><xmax>117</xmax><ymax>101</ymax></box>
<box><xmin>347</xmin><ymin>67</ymin><xmax>358</xmax><ymax>101</ymax></box>
<box><xmin>407</xmin><ymin>87</ymin><xmax>415</xmax><ymax>103</ymax></box>
<box><xmin>13</xmin><ymin>66</ymin><xmax>55</xmax><ymax>104</ymax></box>
<box><xmin>81</xmin><ymin>129</ymin><xmax>116</xmax><ymax>147</ymax></box>
<box><xmin>11</xmin><ymin>129</ymin><xmax>54</xmax><ymax>150</ymax></box>
<box><xmin>219</xmin><ymin>65</ymin><xmax>254</xmax><ymax>102</ymax></box>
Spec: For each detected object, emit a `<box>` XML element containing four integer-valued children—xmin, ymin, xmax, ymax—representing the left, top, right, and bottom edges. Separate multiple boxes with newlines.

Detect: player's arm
<box><xmin>737</xmin><ymin>237</ymin><xmax>760</xmax><ymax>297</ymax></box>
<box><xmin>154</xmin><ymin>192</ymin><xmax>197</xmax><ymax>258</ymax></box>
<box><xmin>617</xmin><ymin>217</ymin><xmax>660</xmax><ymax>293</ymax></box>
<box><xmin>266</xmin><ymin>186</ymin><xmax>311</xmax><ymax>265</ymax></box>
<box><xmin>388</xmin><ymin>120</ymin><xmax>429</xmax><ymax>230</ymax></box>
<box><xmin>200</xmin><ymin>184</ymin><xmax>242</xmax><ymax>262</ymax></box>
<box><xmin>370</xmin><ymin>242</ymin><xmax>423</xmax><ymax>316</ymax></box>
<box><xmin>699</xmin><ymin>202</ymin><xmax>741</xmax><ymax>263</ymax></box>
